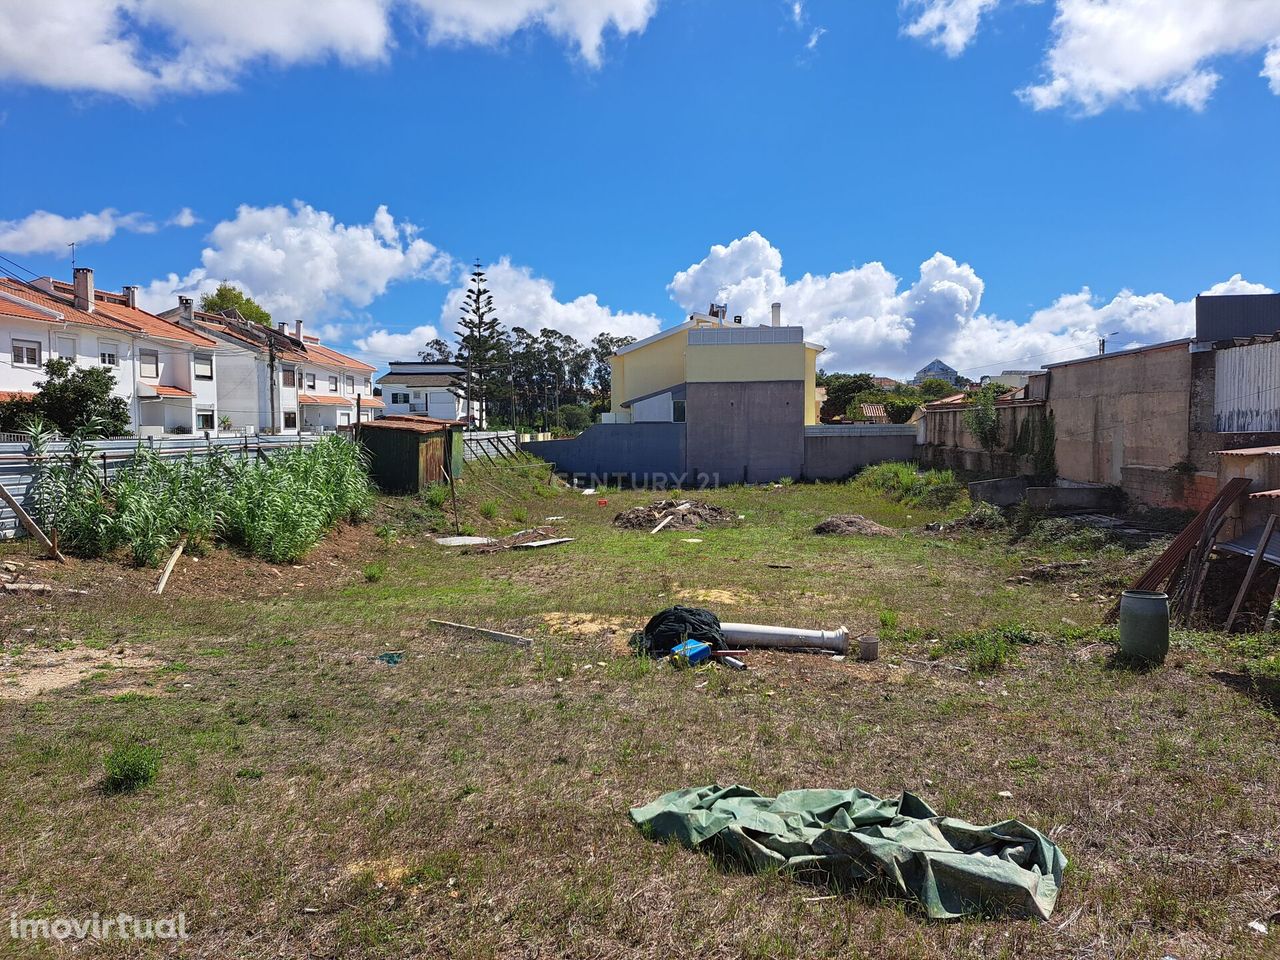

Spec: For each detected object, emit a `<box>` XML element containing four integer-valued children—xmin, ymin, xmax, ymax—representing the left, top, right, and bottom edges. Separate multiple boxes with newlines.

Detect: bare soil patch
<box><xmin>0</xmin><ymin>644</ymin><xmax>161</xmax><ymax>700</ymax></box>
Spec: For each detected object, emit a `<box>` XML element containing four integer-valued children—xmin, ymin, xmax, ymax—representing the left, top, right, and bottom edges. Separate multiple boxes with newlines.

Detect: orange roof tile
<box><xmin>0</xmin><ymin>278</ymin><xmax>132</xmax><ymax>331</ymax></box>
<box><xmin>43</xmin><ymin>280</ymin><xmax>218</xmax><ymax>348</ymax></box>
<box><xmin>304</xmin><ymin>341</ymin><xmax>375</xmax><ymax>374</ymax></box>
<box><xmin>190</xmin><ymin>311</ymin><xmax>311</xmax><ymax>362</ymax></box>
<box><xmin>359</xmin><ymin>396</ymin><xmax>385</xmax><ymax>408</ymax></box>
<box><xmin>0</xmin><ymin>390</ymin><xmax>35</xmax><ymax>402</ymax></box>
<box><xmin>298</xmin><ymin>393</ymin><xmax>355</xmax><ymax>407</ymax></box>
<box><xmin>359</xmin><ymin>414</ymin><xmax>462</xmax><ymax>434</ymax></box>
<box><xmin>148</xmin><ymin>385</ymin><xmax>195</xmax><ymax>398</ymax></box>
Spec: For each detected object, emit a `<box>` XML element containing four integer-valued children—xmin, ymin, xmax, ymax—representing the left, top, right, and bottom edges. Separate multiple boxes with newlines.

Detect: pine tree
<box><xmin>454</xmin><ymin>262</ymin><xmax>508</xmax><ymax>427</ymax></box>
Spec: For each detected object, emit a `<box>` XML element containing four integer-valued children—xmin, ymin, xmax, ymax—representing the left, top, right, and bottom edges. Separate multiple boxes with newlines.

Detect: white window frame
<box><xmin>99</xmin><ymin>340</ymin><xmax>119</xmax><ymax>367</ymax></box>
<box><xmin>194</xmin><ymin>353</ymin><xmax>213</xmax><ymax>381</ymax></box>
<box><xmin>139</xmin><ymin>348</ymin><xmax>159</xmax><ymax>380</ymax></box>
<box><xmin>328</xmin><ymin>375</ymin><xmax>339</xmax><ymax>392</ymax></box>
<box><xmin>345</xmin><ymin>375</ymin><xmax>355</xmax><ymax>393</ymax></box>
<box><xmin>12</xmin><ymin>339</ymin><xmax>40</xmax><ymax>368</ymax></box>
<box><xmin>196</xmin><ymin>410</ymin><xmax>215</xmax><ymax>430</ymax></box>
<box><xmin>283</xmin><ymin>410</ymin><xmax>298</xmax><ymax>429</ymax></box>
<box><xmin>55</xmin><ymin>335</ymin><xmax>77</xmax><ymax>360</ymax></box>
<box><xmin>304</xmin><ymin>372</ymin><xmax>316</xmax><ymax>390</ymax></box>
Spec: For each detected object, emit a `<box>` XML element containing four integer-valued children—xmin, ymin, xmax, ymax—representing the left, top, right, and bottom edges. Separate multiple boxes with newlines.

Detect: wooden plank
<box><xmin>651</xmin><ymin>514</ymin><xmax>675</xmax><ymax>535</ymax></box>
<box><xmin>154</xmin><ymin>538</ymin><xmax>188</xmax><ymax>595</ymax></box>
<box><xmin>428</xmin><ymin>619</ymin><xmax>532</xmax><ymax>649</ymax></box>
<box><xmin>1226</xmin><ymin>515</ymin><xmax>1277</xmax><ymax>632</ymax></box>
<box><xmin>0</xmin><ymin>479</ymin><xmax>66</xmax><ymax>562</ymax></box>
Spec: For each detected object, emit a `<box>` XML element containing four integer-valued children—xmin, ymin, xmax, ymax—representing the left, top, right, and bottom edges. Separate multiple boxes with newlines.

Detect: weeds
<box><xmin>479</xmin><ymin>501</ymin><xmax>500</xmax><ymax>520</ymax></box>
<box><xmin>102</xmin><ymin>743</ymin><xmax>161</xmax><ymax>793</ymax></box>
<box><xmin>854</xmin><ymin>462</ymin><xmax>964</xmax><ymax>509</ymax></box>
<box><xmin>364</xmin><ymin>562</ymin><xmax>387</xmax><ymax>583</ymax></box>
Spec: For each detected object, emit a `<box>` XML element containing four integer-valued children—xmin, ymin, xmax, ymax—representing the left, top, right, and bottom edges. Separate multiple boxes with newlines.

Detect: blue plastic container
<box><xmin>670</xmin><ymin>639</ymin><xmax>712</xmax><ymax>668</ymax></box>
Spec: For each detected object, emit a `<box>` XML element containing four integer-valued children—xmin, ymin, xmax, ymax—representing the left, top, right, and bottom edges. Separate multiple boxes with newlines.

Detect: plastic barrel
<box><xmin>1118</xmin><ymin>590</ymin><xmax>1170</xmax><ymax>664</ymax></box>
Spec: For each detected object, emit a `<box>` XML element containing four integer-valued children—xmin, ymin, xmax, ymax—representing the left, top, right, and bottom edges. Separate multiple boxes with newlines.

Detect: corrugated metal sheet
<box><xmin>1215</xmin><ymin>340</ymin><xmax>1280</xmax><ymax>432</ymax></box>
<box><xmin>1196</xmin><ymin>293</ymin><xmax>1280</xmax><ymax>342</ymax></box>
<box><xmin>688</xmin><ymin>326</ymin><xmax>803</xmax><ymax>346</ymax></box>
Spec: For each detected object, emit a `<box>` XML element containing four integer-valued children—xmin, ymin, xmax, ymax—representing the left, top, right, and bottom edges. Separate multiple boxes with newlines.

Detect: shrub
<box><xmin>945</xmin><ymin>624</ymin><xmax>1038</xmax><ymax>673</ymax></box>
<box><xmin>1026</xmin><ymin>517</ymin><xmax>1109</xmax><ymax>552</ymax></box>
<box><xmin>959</xmin><ymin>501</ymin><xmax>1006</xmax><ymax>530</ymax></box>
<box><xmin>479</xmin><ymin>501</ymin><xmax>499</xmax><ymax>520</ymax></box>
<box><xmin>855</xmin><ymin>462</ymin><xmax>964</xmax><ymax>509</ymax></box>
<box><xmin>364</xmin><ymin>562</ymin><xmax>387</xmax><ymax>583</ymax></box>
<box><xmin>423</xmin><ymin>484</ymin><xmax>450</xmax><ymax>511</ymax></box>
<box><xmin>103</xmin><ymin>743</ymin><xmax>161</xmax><ymax>793</ymax></box>
<box><xmin>511</xmin><ymin>506</ymin><xmax>528</xmax><ymax>524</ymax></box>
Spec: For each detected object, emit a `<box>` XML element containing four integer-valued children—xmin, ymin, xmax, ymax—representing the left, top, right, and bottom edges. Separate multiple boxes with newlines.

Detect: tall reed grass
<box><xmin>28</xmin><ymin>423</ymin><xmax>372</xmax><ymax>566</ymax></box>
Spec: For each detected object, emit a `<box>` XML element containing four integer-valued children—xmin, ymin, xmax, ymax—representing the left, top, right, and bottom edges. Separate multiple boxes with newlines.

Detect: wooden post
<box><xmin>154</xmin><ymin>538</ymin><xmax>188</xmax><ymax>595</ymax></box>
<box><xmin>1226</xmin><ymin>515</ymin><xmax>1278</xmax><ymax>633</ymax></box>
<box><xmin>0</xmin><ymin>480</ymin><xmax>66</xmax><ymax>563</ymax></box>
<box><xmin>1264</xmin><ymin>573</ymin><xmax>1280</xmax><ymax>633</ymax></box>
<box><xmin>442</xmin><ymin>465</ymin><xmax>461</xmax><ymax>536</ymax></box>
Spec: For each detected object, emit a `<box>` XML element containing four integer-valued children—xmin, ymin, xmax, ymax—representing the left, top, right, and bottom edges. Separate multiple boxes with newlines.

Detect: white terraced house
<box><xmin>376</xmin><ymin>361</ymin><xmax>474</xmax><ymax>423</ymax></box>
<box><xmin>161</xmin><ymin>300</ymin><xmax>382</xmax><ymax>434</ymax></box>
<box><xmin>0</xmin><ymin>268</ymin><xmax>221</xmax><ymax>434</ymax></box>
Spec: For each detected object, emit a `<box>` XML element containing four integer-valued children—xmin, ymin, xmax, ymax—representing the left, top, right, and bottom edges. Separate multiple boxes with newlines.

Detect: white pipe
<box><xmin>720</xmin><ymin>622</ymin><xmax>848</xmax><ymax>655</ymax></box>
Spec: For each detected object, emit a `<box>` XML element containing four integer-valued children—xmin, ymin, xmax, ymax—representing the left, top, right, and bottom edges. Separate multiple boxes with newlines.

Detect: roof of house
<box><xmin>871</xmin><ymin>376</ymin><xmax>900</xmax><ymax>388</ymax></box>
<box><xmin>43</xmin><ymin>280</ymin><xmax>217</xmax><ymax>348</ymax></box>
<box><xmin>303</xmin><ymin>341</ymin><xmax>375</xmax><ymax>374</ymax></box>
<box><xmin>361</xmin><ymin>414</ymin><xmax>464</xmax><ymax>434</ymax></box>
<box><xmin>144</xmin><ymin>385</ymin><xmax>196</xmax><ymax>399</ymax></box>
<box><xmin>0</xmin><ymin>390</ymin><xmax>35</xmax><ymax>402</ymax></box>
<box><xmin>187</xmin><ymin>311</ymin><xmax>311</xmax><ymax>363</ymax></box>
<box><xmin>1216</xmin><ymin>445</ymin><xmax>1280</xmax><ymax>457</ymax></box>
<box><xmin>298</xmin><ymin>393</ymin><xmax>354</xmax><ymax>406</ymax></box>
<box><xmin>360</xmin><ymin>396</ymin><xmax>384</xmax><ymax>409</ymax></box>
<box><xmin>860</xmin><ymin>403</ymin><xmax>889</xmax><ymax>420</ymax></box>
<box><xmin>375</xmin><ymin>373</ymin><xmax>459</xmax><ymax>388</ymax></box>
<box><xmin>0</xmin><ymin>278</ymin><xmax>132</xmax><ymax>331</ymax></box>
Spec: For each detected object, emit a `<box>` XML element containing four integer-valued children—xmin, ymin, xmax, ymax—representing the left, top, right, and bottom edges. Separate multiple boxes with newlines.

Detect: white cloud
<box><xmin>0</xmin><ymin>0</ymin><xmax>659</xmax><ymax>98</ymax></box>
<box><xmin>136</xmin><ymin>202</ymin><xmax>450</xmax><ymax>325</ymax></box>
<box><xmin>1204</xmin><ymin>274</ymin><xmax>1275</xmax><ymax>296</ymax></box>
<box><xmin>902</xmin><ymin>0</ymin><xmax>1000</xmax><ymax>57</ymax></box>
<box><xmin>168</xmin><ymin>208</ymin><xmax>200</xmax><ymax>228</ymax></box>
<box><xmin>668</xmin><ymin>231</ymin><xmax>1272</xmax><ymax>379</ymax></box>
<box><xmin>354</xmin><ymin>324</ymin><xmax>443</xmax><ymax>362</ymax></box>
<box><xmin>904</xmin><ymin>1</ymin><xmax>1280</xmax><ymax>114</ymax></box>
<box><xmin>439</xmin><ymin>256</ymin><xmax>662</xmax><ymax>345</ymax></box>
<box><xmin>0</xmin><ymin>208</ymin><xmax>155</xmax><ymax>255</ymax></box>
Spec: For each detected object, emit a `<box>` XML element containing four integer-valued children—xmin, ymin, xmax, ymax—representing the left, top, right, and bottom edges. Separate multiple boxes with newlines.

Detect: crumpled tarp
<box><xmin>629</xmin><ymin>784</ymin><xmax>1067</xmax><ymax>921</ymax></box>
<box><xmin>630</xmin><ymin>606</ymin><xmax>725</xmax><ymax>658</ymax></box>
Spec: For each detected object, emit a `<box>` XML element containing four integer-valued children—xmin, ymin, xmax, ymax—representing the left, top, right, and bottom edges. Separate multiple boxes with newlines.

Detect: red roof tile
<box><xmin>298</xmin><ymin>393</ymin><xmax>354</xmax><ymax>407</ymax></box>
<box><xmin>0</xmin><ymin>279</ymin><xmax>132</xmax><ymax>331</ymax></box>
<box><xmin>0</xmin><ymin>390</ymin><xmax>35</xmax><ymax>402</ymax></box>
<box><xmin>146</xmin><ymin>385</ymin><xmax>195</xmax><ymax>398</ymax></box>
<box><xmin>359</xmin><ymin>414</ymin><xmax>462</xmax><ymax>434</ymax></box>
<box><xmin>43</xmin><ymin>280</ymin><xmax>218</xmax><ymax>348</ymax></box>
<box><xmin>304</xmin><ymin>342</ymin><xmax>375</xmax><ymax>374</ymax></box>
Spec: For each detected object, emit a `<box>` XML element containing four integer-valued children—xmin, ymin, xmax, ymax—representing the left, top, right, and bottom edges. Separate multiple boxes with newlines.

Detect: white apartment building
<box><xmin>376</xmin><ymin>361</ymin><xmax>471</xmax><ymax>422</ymax></box>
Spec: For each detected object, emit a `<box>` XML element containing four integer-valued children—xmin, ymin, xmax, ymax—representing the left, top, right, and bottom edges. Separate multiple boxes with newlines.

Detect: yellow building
<box><xmin>608</xmin><ymin>308</ymin><xmax>824</xmax><ymax>427</ymax></box>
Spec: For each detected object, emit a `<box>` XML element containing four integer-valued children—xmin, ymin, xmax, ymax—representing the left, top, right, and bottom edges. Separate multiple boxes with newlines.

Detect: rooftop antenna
<box><xmin>67</xmin><ymin>241</ymin><xmax>76</xmax><ymax>268</ymax></box>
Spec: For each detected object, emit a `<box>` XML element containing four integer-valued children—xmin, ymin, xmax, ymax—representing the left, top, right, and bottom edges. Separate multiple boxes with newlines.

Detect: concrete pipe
<box><xmin>719</xmin><ymin>622</ymin><xmax>849</xmax><ymax>655</ymax></box>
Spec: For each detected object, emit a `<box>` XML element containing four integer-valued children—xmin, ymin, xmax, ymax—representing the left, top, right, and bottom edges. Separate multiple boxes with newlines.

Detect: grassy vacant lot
<box><xmin>1</xmin><ymin>464</ymin><xmax>1277</xmax><ymax>959</ymax></box>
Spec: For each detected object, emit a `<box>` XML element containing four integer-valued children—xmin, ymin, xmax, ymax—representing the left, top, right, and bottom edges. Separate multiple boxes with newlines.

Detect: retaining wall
<box><xmin>801</xmin><ymin>424</ymin><xmax>918</xmax><ymax>480</ymax></box>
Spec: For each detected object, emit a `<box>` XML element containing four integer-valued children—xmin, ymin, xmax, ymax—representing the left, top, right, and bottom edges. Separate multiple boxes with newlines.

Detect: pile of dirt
<box><xmin>613</xmin><ymin>500</ymin><xmax>737</xmax><ymax>531</ymax></box>
<box><xmin>814</xmin><ymin>515</ymin><xmax>895</xmax><ymax>537</ymax></box>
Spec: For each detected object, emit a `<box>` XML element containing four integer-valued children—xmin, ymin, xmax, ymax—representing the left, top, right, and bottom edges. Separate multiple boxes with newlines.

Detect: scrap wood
<box><xmin>0</xmin><ymin>479</ymin><xmax>66</xmax><ymax>563</ymax></box>
<box><xmin>428</xmin><ymin>619</ymin><xmax>532</xmax><ymax>649</ymax></box>
<box><xmin>511</xmin><ymin>537</ymin><xmax>575</xmax><ymax>550</ymax></box>
<box><xmin>1107</xmin><ymin>477</ymin><xmax>1252</xmax><ymax>621</ymax></box>
<box><xmin>1226</xmin><ymin>516</ymin><xmax>1278</xmax><ymax>632</ymax></box>
<box><xmin>467</xmin><ymin>526</ymin><xmax>568</xmax><ymax>553</ymax></box>
<box><xmin>154</xmin><ymin>538</ymin><xmax>188</xmax><ymax>595</ymax></box>
<box><xmin>650</xmin><ymin>514</ymin><xmax>675</xmax><ymax>535</ymax></box>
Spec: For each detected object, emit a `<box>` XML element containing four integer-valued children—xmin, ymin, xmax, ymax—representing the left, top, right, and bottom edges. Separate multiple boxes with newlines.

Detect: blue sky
<box><xmin>2</xmin><ymin>1</ymin><xmax>1278</xmax><ymax>379</ymax></box>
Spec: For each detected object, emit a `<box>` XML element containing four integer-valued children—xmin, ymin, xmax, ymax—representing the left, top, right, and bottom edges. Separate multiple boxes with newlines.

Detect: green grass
<box><xmin>101</xmin><ymin>743</ymin><xmax>161</xmax><ymax>793</ymax></box>
<box><xmin>0</xmin><ymin>470</ymin><xmax>1276</xmax><ymax>959</ymax></box>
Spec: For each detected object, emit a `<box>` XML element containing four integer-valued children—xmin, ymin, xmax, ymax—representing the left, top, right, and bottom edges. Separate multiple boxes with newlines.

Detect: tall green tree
<box><xmin>454</xmin><ymin>262</ymin><xmax>510</xmax><ymax>426</ymax></box>
<box><xmin>199</xmin><ymin>283</ymin><xmax>273</xmax><ymax>327</ymax></box>
<box><xmin>419</xmin><ymin>338</ymin><xmax>454</xmax><ymax>362</ymax></box>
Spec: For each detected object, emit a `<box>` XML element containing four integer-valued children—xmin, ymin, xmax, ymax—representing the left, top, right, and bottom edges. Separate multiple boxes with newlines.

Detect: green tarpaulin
<box><xmin>629</xmin><ymin>785</ymin><xmax>1067</xmax><ymax>921</ymax></box>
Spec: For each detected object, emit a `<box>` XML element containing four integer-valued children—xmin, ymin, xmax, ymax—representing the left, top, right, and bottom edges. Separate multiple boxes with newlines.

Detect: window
<box><xmin>363</xmin><ymin>378</ymin><xmax>371</xmax><ymax>392</ymax></box>
<box><xmin>391</xmin><ymin>392</ymin><xmax>409</xmax><ymax>405</ymax></box>
<box><xmin>196</xmin><ymin>411</ymin><xmax>215</xmax><ymax>430</ymax></box>
<box><xmin>304</xmin><ymin>372</ymin><xmax>316</xmax><ymax>390</ymax></box>
<box><xmin>55</xmin><ymin>335</ymin><xmax>76</xmax><ymax>360</ymax></box>
<box><xmin>194</xmin><ymin>353</ymin><xmax>213</xmax><ymax>380</ymax></box>
<box><xmin>672</xmin><ymin>400</ymin><xmax>687</xmax><ymax>424</ymax></box>
<box><xmin>345</xmin><ymin>375</ymin><xmax>355</xmax><ymax>393</ymax></box>
<box><xmin>339</xmin><ymin>411</ymin><xmax>351</xmax><ymax>425</ymax></box>
<box><xmin>11</xmin><ymin>339</ymin><xmax>40</xmax><ymax>367</ymax></box>
<box><xmin>283</xmin><ymin>411</ymin><xmax>297</xmax><ymax>429</ymax></box>
<box><xmin>99</xmin><ymin>340</ymin><xmax>119</xmax><ymax>367</ymax></box>
<box><xmin>328</xmin><ymin>375</ymin><xmax>339</xmax><ymax>392</ymax></box>
<box><xmin>282</xmin><ymin>366</ymin><xmax>296</xmax><ymax>388</ymax></box>
<box><xmin>139</xmin><ymin>349</ymin><xmax>159</xmax><ymax>379</ymax></box>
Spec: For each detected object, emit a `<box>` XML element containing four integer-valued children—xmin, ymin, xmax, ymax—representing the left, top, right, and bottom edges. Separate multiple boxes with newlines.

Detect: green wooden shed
<box><xmin>358</xmin><ymin>416</ymin><xmax>465</xmax><ymax>494</ymax></box>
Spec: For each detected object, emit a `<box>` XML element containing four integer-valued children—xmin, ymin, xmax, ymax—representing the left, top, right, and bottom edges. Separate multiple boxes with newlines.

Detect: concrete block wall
<box><xmin>685</xmin><ymin>381</ymin><xmax>805</xmax><ymax>484</ymax></box>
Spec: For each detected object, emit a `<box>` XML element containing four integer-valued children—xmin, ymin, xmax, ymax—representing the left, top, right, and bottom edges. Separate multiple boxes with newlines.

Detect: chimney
<box><xmin>124</xmin><ymin>285</ymin><xmax>139</xmax><ymax>309</ymax></box>
<box><xmin>277</xmin><ymin>322</ymin><xmax>288</xmax><ymax>333</ymax></box>
<box><xmin>771</xmin><ymin>302</ymin><xmax>782</xmax><ymax>327</ymax></box>
<box><xmin>295</xmin><ymin>319</ymin><xmax>304</xmax><ymax>341</ymax></box>
<box><xmin>178</xmin><ymin>296</ymin><xmax>194</xmax><ymax>322</ymax></box>
<box><xmin>73</xmin><ymin>267</ymin><xmax>95</xmax><ymax>313</ymax></box>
